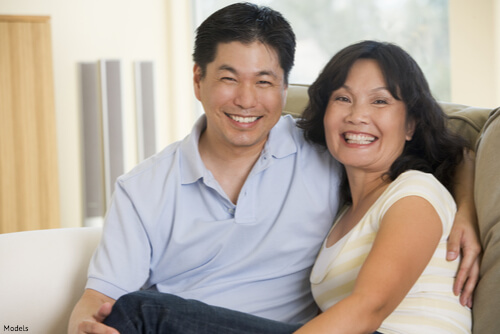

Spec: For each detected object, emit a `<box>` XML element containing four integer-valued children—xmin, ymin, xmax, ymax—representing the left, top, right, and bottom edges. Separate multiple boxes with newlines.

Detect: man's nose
<box><xmin>234</xmin><ymin>83</ymin><xmax>257</xmax><ymax>109</ymax></box>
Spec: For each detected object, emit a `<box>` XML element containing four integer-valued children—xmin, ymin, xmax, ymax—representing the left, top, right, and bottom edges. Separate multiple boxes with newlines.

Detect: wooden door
<box><xmin>0</xmin><ymin>15</ymin><xmax>60</xmax><ymax>233</ymax></box>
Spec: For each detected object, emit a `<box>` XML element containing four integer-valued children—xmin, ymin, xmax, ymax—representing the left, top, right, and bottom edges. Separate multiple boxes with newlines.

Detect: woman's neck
<box><xmin>346</xmin><ymin>169</ymin><xmax>390</xmax><ymax>211</ymax></box>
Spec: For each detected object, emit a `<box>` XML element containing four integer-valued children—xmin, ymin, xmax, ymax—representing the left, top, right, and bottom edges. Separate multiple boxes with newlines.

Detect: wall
<box><xmin>1</xmin><ymin>0</ymin><xmax>195</xmax><ymax>228</ymax></box>
<box><xmin>450</xmin><ymin>0</ymin><xmax>500</xmax><ymax>108</ymax></box>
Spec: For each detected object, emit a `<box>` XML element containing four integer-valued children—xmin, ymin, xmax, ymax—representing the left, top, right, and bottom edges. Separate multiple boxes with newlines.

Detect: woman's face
<box><xmin>323</xmin><ymin>59</ymin><xmax>415</xmax><ymax>174</ymax></box>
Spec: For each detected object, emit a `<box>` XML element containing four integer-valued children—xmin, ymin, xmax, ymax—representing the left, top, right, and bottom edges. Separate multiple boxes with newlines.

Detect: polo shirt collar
<box><xmin>180</xmin><ymin>115</ymin><xmax>207</xmax><ymax>185</ymax></box>
<box><xmin>265</xmin><ymin>114</ymin><xmax>298</xmax><ymax>159</ymax></box>
<box><xmin>179</xmin><ymin>114</ymin><xmax>298</xmax><ymax>185</ymax></box>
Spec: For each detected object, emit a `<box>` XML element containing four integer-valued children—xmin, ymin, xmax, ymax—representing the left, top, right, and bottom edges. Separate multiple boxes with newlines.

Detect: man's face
<box><xmin>194</xmin><ymin>41</ymin><xmax>287</xmax><ymax>152</ymax></box>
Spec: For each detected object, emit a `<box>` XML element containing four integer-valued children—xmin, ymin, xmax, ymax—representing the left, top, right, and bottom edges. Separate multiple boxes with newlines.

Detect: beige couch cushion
<box><xmin>283</xmin><ymin>84</ymin><xmax>309</xmax><ymax>117</ymax></box>
<box><xmin>473</xmin><ymin>106</ymin><xmax>500</xmax><ymax>333</ymax></box>
<box><xmin>440</xmin><ymin>102</ymin><xmax>491</xmax><ymax>148</ymax></box>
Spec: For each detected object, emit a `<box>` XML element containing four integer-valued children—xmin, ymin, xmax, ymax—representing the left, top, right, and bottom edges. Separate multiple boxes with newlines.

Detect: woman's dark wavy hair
<box><xmin>298</xmin><ymin>40</ymin><xmax>468</xmax><ymax>204</ymax></box>
<box><xmin>193</xmin><ymin>2</ymin><xmax>296</xmax><ymax>84</ymax></box>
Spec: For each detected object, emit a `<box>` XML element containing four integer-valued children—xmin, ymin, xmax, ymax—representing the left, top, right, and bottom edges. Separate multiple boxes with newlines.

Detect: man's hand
<box><xmin>447</xmin><ymin>208</ymin><xmax>481</xmax><ymax>308</ymax></box>
<box><xmin>77</xmin><ymin>303</ymin><xmax>119</xmax><ymax>334</ymax></box>
<box><xmin>447</xmin><ymin>148</ymin><xmax>481</xmax><ymax>308</ymax></box>
<box><xmin>68</xmin><ymin>289</ymin><xmax>118</xmax><ymax>334</ymax></box>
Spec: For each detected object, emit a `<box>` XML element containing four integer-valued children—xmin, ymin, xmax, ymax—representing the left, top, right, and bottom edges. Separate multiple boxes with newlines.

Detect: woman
<box><xmin>103</xmin><ymin>41</ymin><xmax>472</xmax><ymax>334</ymax></box>
<box><xmin>295</xmin><ymin>40</ymin><xmax>471</xmax><ymax>333</ymax></box>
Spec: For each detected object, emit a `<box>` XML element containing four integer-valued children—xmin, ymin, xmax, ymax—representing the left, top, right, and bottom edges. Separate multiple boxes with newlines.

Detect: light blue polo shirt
<box><xmin>87</xmin><ymin>114</ymin><xmax>341</xmax><ymax>324</ymax></box>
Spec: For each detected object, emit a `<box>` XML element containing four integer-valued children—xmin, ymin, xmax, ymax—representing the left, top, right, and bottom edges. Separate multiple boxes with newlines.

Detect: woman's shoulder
<box><xmin>380</xmin><ymin>170</ymin><xmax>455</xmax><ymax>214</ymax></box>
<box><xmin>381</xmin><ymin>170</ymin><xmax>456</xmax><ymax>227</ymax></box>
<box><xmin>390</xmin><ymin>170</ymin><xmax>446</xmax><ymax>194</ymax></box>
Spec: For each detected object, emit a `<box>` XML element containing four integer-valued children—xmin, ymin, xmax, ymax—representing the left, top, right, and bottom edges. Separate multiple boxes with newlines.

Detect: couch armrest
<box><xmin>473</xmin><ymin>106</ymin><xmax>500</xmax><ymax>333</ymax></box>
<box><xmin>0</xmin><ymin>227</ymin><xmax>102</xmax><ymax>334</ymax></box>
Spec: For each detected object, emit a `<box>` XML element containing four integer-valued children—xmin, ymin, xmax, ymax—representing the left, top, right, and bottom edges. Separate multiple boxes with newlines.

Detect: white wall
<box><xmin>1</xmin><ymin>0</ymin><xmax>195</xmax><ymax>228</ymax></box>
<box><xmin>450</xmin><ymin>0</ymin><xmax>500</xmax><ymax>108</ymax></box>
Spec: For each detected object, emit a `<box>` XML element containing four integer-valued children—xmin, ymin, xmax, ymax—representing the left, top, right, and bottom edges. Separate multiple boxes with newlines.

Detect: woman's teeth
<box><xmin>344</xmin><ymin>133</ymin><xmax>376</xmax><ymax>144</ymax></box>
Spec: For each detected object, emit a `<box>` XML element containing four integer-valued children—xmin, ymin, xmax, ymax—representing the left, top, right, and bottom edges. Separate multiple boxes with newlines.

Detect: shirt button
<box><xmin>228</xmin><ymin>208</ymin><xmax>235</xmax><ymax>215</ymax></box>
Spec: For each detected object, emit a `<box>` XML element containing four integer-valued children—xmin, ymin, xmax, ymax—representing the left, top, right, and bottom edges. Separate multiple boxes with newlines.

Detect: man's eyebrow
<box><xmin>218</xmin><ymin>65</ymin><xmax>278</xmax><ymax>78</ymax></box>
<box><xmin>218</xmin><ymin>64</ymin><xmax>237</xmax><ymax>74</ymax></box>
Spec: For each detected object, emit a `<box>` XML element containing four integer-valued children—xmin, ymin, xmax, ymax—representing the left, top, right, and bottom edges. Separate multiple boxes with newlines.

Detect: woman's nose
<box><xmin>345</xmin><ymin>103</ymin><xmax>369</xmax><ymax>124</ymax></box>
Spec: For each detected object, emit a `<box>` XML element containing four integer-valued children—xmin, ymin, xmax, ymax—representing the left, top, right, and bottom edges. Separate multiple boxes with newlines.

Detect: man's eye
<box><xmin>257</xmin><ymin>80</ymin><xmax>272</xmax><ymax>86</ymax></box>
<box><xmin>221</xmin><ymin>77</ymin><xmax>236</xmax><ymax>82</ymax></box>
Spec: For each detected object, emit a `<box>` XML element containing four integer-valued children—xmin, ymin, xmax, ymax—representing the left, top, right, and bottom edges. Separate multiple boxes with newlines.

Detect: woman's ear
<box><xmin>406</xmin><ymin>119</ymin><xmax>416</xmax><ymax>141</ymax></box>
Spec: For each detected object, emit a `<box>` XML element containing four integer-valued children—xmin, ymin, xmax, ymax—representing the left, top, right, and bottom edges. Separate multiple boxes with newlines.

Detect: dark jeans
<box><xmin>104</xmin><ymin>291</ymin><xmax>302</xmax><ymax>334</ymax></box>
<box><xmin>104</xmin><ymin>291</ymin><xmax>383</xmax><ymax>334</ymax></box>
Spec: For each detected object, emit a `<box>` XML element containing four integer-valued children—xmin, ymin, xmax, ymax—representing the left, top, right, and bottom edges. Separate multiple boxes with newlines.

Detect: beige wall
<box><xmin>450</xmin><ymin>0</ymin><xmax>500</xmax><ymax>108</ymax></box>
<box><xmin>1</xmin><ymin>0</ymin><xmax>195</xmax><ymax>228</ymax></box>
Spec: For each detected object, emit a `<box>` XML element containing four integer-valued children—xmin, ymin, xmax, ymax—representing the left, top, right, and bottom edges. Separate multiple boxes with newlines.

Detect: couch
<box><xmin>0</xmin><ymin>84</ymin><xmax>498</xmax><ymax>333</ymax></box>
<box><xmin>0</xmin><ymin>226</ymin><xmax>102</xmax><ymax>333</ymax></box>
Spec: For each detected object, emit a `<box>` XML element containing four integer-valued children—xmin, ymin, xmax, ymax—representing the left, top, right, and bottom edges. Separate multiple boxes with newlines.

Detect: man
<box><xmin>69</xmin><ymin>3</ymin><xmax>480</xmax><ymax>334</ymax></box>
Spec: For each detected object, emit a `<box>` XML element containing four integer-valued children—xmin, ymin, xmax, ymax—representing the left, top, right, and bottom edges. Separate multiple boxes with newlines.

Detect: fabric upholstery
<box><xmin>473</xmin><ymin>107</ymin><xmax>500</xmax><ymax>334</ymax></box>
<box><xmin>0</xmin><ymin>227</ymin><xmax>102</xmax><ymax>334</ymax></box>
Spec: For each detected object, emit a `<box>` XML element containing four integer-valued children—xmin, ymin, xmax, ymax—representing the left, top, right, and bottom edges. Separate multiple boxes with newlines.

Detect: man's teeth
<box><xmin>344</xmin><ymin>133</ymin><xmax>376</xmax><ymax>144</ymax></box>
<box><xmin>229</xmin><ymin>115</ymin><xmax>259</xmax><ymax>123</ymax></box>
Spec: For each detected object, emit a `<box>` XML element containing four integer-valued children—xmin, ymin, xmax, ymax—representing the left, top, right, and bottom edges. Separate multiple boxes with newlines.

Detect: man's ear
<box><xmin>282</xmin><ymin>84</ymin><xmax>288</xmax><ymax>107</ymax></box>
<box><xmin>193</xmin><ymin>64</ymin><xmax>202</xmax><ymax>101</ymax></box>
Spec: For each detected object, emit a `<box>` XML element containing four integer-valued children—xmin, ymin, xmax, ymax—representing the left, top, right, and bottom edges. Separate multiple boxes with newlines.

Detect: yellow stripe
<box><xmin>341</xmin><ymin>232</ymin><xmax>376</xmax><ymax>252</ymax></box>
<box><xmin>313</xmin><ymin>280</ymin><xmax>354</xmax><ymax>308</ymax></box>
<box><xmin>417</xmin><ymin>275</ymin><xmax>455</xmax><ymax>285</ymax></box>
<box><xmin>427</xmin><ymin>256</ymin><xmax>459</xmax><ymax>271</ymax></box>
<box><xmin>398</xmin><ymin>296</ymin><xmax>471</xmax><ymax>317</ymax></box>
<box><xmin>383</xmin><ymin>310</ymin><xmax>470</xmax><ymax>333</ymax></box>
<box><xmin>325</xmin><ymin>253</ymin><xmax>366</xmax><ymax>277</ymax></box>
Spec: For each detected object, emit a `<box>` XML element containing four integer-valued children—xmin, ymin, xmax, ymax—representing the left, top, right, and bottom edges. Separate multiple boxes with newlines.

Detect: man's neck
<box><xmin>198</xmin><ymin>131</ymin><xmax>266</xmax><ymax>204</ymax></box>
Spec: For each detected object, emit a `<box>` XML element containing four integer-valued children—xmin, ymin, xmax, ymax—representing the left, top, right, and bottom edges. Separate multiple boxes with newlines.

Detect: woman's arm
<box><xmin>447</xmin><ymin>149</ymin><xmax>481</xmax><ymax>307</ymax></box>
<box><xmin>295</xmin><ymin>196</ymin><xmax>442</xmax><ymax>334</ymax></box>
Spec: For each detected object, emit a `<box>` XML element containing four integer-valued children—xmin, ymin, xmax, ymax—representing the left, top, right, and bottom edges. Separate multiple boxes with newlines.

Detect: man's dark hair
<box><xmin>193</xmin><ymin>2</ymin><xmax>296</xmax><ymax>84</ymax></box>
<box><xmin>298</xmin><ymin>40</ymin><xmax>468</xmax><ymax>202</ymax></box>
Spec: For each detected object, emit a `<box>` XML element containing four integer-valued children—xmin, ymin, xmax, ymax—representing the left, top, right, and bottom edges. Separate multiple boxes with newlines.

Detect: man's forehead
<box><xmin>210</xmin><ymin>41</ymin><xmax>284</xmax><ymax>78</ymax></box>
<box><xmin>216</xmin><ymin>64</ymin><xmax>279</xmax><ymax>78</ymax></box>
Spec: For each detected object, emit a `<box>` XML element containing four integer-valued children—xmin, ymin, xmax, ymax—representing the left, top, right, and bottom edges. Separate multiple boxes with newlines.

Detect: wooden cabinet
<box><xmin>0</xmin><ymin>16</ymin><xmax>60</xmax><ymax>233</ymax></box>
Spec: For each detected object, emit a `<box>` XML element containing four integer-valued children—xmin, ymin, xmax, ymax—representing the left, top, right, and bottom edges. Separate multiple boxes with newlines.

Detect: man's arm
<box><xmin>447</xmin><ymin>149</ymin><xmax>481</xmax><ymax>307</ymax></box>
<box><xmin>68</xmin><ymin>289</ymin><xmax>119</xmax><ymax>334</ymax></box>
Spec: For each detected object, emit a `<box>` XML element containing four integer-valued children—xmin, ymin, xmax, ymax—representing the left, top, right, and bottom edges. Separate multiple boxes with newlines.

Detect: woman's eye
<box><xmin>374</xmin><ymin>99</ymin><xmax>388</xmax><ymax>104</ymax></box>
<box><xmin>335</xmin><ymin>96</ymin><xmax>350</xmax><ymax>102</ymax></box>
